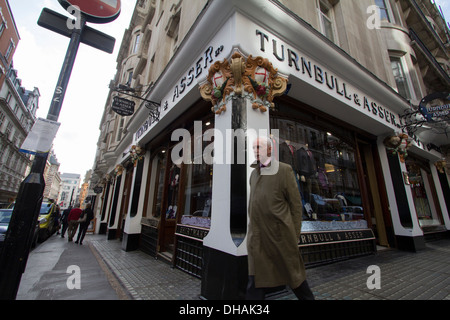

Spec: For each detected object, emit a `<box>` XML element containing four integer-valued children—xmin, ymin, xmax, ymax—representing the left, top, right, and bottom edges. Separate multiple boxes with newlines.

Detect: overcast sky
<box><xmin>8</xmin><ymin>0</ymin><xmax>137</xmax><ymax>181</ymax></box>
<box><xmin>6</xmin><ymin>0</ymin><xmax>450</xmax><ymax>182</ymax></box>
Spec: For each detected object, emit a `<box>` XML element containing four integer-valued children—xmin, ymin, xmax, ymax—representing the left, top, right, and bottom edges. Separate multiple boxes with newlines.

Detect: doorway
<box><xmin>358</xmin><ymin>141</ymin><xmax>391</xmax><ymax>247</ymax></box>
<box><xmin>117</xmin><ymin>165</ymin><xmax>134</xmax><ymax>240</ymax></box>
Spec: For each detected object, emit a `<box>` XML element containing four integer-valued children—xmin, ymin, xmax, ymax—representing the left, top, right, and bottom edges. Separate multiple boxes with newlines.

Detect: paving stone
<box><xmin>88</xmin><ymin>235</ymin><xmax>450</xmax><ymax>300</ymax></box>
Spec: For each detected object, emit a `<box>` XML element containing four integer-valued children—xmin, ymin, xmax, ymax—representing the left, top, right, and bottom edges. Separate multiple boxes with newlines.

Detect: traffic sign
<box><xmin>58</xmin><ymin>0</ymin><xmax>121</xmax><ymax>23</ymax></box>
<box><xmin>38</xmin><ymin>8</ymin><xmax>116</xmax><ymax>53</ymax></box>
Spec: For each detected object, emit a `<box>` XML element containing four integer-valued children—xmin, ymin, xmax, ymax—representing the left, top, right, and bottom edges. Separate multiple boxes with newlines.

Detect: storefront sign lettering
<box><xmin>298</xmin><ymin>229</ymin><xmax>375</xmax><ymax>246</ymax></box>
<box><xmin>171</xmin><ymin>45</ymin><xmax>224</xmax><ymax>104</ymax></box>
<box><xmin>135</xmin><ymin>45</ymin><xmax>225</xmax><ymax>144</ymax></box>
<box><xmin>176</xmin><ymin>224</ymin><xmax>209</xmax><ymax>241</ymax></box>
<box><xmin>256</xmin><ymin>29</ymin><xmax>402</xmax><ymax>130</ymax></box>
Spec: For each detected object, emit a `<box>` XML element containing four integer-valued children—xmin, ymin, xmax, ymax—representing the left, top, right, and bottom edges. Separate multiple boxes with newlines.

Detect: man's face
<box><xmin>253</xmin><ymin>137</ymin><xmax>272</xmax><ymax>163</ymax></box>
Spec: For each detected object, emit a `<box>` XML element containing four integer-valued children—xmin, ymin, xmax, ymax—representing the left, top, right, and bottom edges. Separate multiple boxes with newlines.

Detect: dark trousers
<box><xmin>246</xmin><ymin>276</ymin><xmax>315</xmax><ymax>300</ymax></box>
<box><xmin>75</xmin><ymin>223</ymin><xmax>89</xmax><ymax>244</ymax></box>
<box><xmin>61</xmin><ymin>222</ymin><xmax>68</xmax><ymax>237</ymax></box>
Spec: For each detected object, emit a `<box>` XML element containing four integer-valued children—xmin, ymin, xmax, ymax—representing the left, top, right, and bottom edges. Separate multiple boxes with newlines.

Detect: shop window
<box><xmin>129</xmin><ymin>158</ymin><xmax>144</xmax><ymax>217</ymax></box>
<box><xmin>151</xmin><ymin>150</ymin><xmax>167</xmax><ymax>217</ymax></box>
<box><xmin>179</xmin><ymin>124</ymin><xmax>213</xmax><ymax>228</ymax></box>
<box><xmin>270</xmin><ymin>116</ymin><xmax>366</xmax><ymax>232</ymax></box>
<box><xmin>405</xmin><ymin>159</ymin><xmax>442</xmax><ymax>227</ymax></box>
<box><xmin>146</xmin><ymin>119</ymin><xmax>213</xmax><ymax>227</ymax></box>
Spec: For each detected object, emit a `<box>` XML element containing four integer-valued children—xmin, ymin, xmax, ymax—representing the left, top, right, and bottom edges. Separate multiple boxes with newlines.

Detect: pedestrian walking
<box><xmin>60</xmin><ymin>205</ymin><xmax>71</xmax><ymax>238</ymax></box>
<box><xmin>246</xmin><ymin>136</ymin><xmax>314</xmax><ymax>300</ymax></box>
<box><xmin>67</xmin><ymin>204</ymin><xmax>82</xmax><ymax>242</ymax></box>
<box><xmin>75</xmin><ymin>203</ymin><xmax>94</xmax><ymax>245</ymax></box>
<box><xmin>54</xmin><ymin>205</ymin><xmax>61</xmax><ymax>235</ymax></box>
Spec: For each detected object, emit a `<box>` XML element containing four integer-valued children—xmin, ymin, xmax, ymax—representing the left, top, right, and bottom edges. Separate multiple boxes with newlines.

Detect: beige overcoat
<box><xmin>247</xmin><ymin>161</ymin><xmax>306</xmax><ymax>289</ymax></box>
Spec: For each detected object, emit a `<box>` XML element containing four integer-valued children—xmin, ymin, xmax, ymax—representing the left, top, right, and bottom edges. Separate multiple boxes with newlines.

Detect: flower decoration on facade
<box><xmin>383</xmin><ymin>133</ymin><xmax>412</xmax><ymax>163</ymax></box>
<box><xmin>200</xmin><ymin>51</ymin><xmax>288</xmax><ymax>114</ymax></box>
<box><xmin>114</xmin><ymin>164</ymin><xmax>124</xmax><ymax>176</ymax></box>
<box><xmin>434</xmin><ymin>160</ymin><xmax>447</xmax><ymax>174</ymax></box>
<box><xmin>130</xmin><ymin>145</ymin><xmax>145</xmax><ymax>167</ymax></box>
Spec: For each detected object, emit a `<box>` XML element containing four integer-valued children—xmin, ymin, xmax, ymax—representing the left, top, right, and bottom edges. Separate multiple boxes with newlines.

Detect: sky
<box><xmin>8</xmin><ymin>0</ymin><xmax>137</xmax><ymax>181</ymax></box>
<box><xmin>6</xmin><ymin>0</ymin><xmax>450</xmax><ymax>182</ymax></box>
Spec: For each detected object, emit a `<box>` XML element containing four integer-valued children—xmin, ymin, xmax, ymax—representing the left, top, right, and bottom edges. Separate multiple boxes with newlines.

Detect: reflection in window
<box><xmin>375</xmin><ymin>0</ymin><xmax>391</xmax><ymax>22</ymax></box>
<box><xmin>318</xmin><ymin>0</ymin><xmax>336</xmax><ymax>43</ymax></box>
<box><xmin>180</xmin><ymin>128</ymin><xmax>213</xmax><ymax>228</ymax></box>
<box><xmin>271</xmin><ymin>117</ymin><xmax>366</xmax><ymax>231</ymax></box>
<box><xmin>390</xmin><ymin>56</ymin><xmax>411</xmax><ymax>100</ymax></box>
<box><xmin>152</xmin><ymin>150</ymin><xmax>167</xmax><ymax>217</ymax></box>
<box><xmin>405</xmin><ymin>160</ymin><xmax>440</xmax><ymax>227</ymax></box>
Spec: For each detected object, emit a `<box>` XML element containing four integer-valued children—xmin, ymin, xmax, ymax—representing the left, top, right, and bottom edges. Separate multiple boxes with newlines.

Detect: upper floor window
<box><xmin>5</xmin><ymin>39</ymin><xmax>15</xmax><ymax>60</ymax></box>
<box><xmin>317</xmin><ymin>0</ymin><xmax>336</xmax><ymax>43</ymax></box>
<box><xmin>375</xmin><ymin>0</ymin><xmax>392</xmax><ymax>22</ymax></box>
<box><xmin>390</xmin><ymin>56</ymin><xmax>411</xmax><ymax>100</ymax></box>
<box><xmin>0</xmin><ymin>19</ymin><xmax>6</xmax><ymax>38</ymax></box>
<box><xmin>132</xmin><ymin>32</ymin><xmax>141</xmax><ymax>54</ymax></box>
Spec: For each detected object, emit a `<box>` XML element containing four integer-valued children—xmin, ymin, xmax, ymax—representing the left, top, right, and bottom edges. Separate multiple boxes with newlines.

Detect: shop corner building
<box><xmin>90</xmin><ymin>0</ymin><xmax>450</xmax><ymax>299</ymax></box>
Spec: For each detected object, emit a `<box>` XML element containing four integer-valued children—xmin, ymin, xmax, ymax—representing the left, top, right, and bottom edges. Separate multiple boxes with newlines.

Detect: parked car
<box><xmin>7</xmin><ymin>200</ymin><xmax>59</xmax><ymax>242</ymax></box>
<box><xmin>38</xmin><ymin>201</ymin><xmax>59</xmax><ymax>241</ymax></box>
<box><xmin>0</xmin><ymin>208</ymin><xmax>39</xmax><ymax>250</ymax></box>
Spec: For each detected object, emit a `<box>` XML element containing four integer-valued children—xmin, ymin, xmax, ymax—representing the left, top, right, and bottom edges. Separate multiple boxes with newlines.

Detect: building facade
<box><xmin>58</xmin><ymin>173</ymin><xmax>81</xmax><ymax>210</ymax></box>
<box><xmin>0</xmin><ymin>67</ymin><xmax>39</xmax><ymax>205</ymax></box>
<box><xmin>0</xmin><ymin>0</ymin><xmax>19</xmax><ymax>88</ymax></box>
<box><xmin>91</xmin><ymin>0</ymin><xmax>450</xmax><ymax>299</ymax></box>
<box><xmin>43</xmin><ymin>151</ymin><xmax>61</xmax><ymax>202</ymax></box>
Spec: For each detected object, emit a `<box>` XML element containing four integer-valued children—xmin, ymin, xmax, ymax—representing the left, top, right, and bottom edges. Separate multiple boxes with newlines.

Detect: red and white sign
<box><xmin>59</xmin><ymin>0</ymin><xmax>121</xmax><ymax>23</ymax></box>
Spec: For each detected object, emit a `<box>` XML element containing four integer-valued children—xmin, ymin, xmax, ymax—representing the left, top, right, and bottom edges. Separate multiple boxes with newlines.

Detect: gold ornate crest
<box><xmin>199</xmin><ymin>51</ymin><xmax>288</xmax><ymax>114</ymax></box>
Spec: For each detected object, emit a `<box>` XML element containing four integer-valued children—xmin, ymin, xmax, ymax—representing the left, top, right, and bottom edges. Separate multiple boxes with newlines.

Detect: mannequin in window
<box><xmin>166</xmin><ymin>164</ymin><xmax>180</xmax><ymax>219</ymax></box>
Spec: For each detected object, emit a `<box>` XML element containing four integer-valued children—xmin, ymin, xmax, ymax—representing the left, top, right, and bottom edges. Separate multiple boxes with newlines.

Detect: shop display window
<box><xmin>405</xmin><ymin>159</ymin><xmax>442</xmax><ymax>227</ymax></box>
<box><xmin>270</xmin><ymin>117</ymin><xmax>368</xmax><ymax>231</ymax></box>
<box><xmin>146</xmin><ymin>119</ymin><xmax>213</xmax><ymax>228</ymax></box>
<box><xmin>180</xmin><ymin>125</ymin><xmax>213</xmax><ymax>228</ymax></box>
<box><xmin>151</xmin><ymin>150</ymin><xmax>167</xmax><ymax>218</ymax></box>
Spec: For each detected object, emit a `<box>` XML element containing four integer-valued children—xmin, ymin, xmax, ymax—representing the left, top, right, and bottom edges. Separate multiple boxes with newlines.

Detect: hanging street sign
<box><xmin>58</xmin><ymin>0</ymin><xmax>121</xmax><ymax>23</ymax></box>
<box><xmin>112</xmin><ymin>96</ymin><xmax>135</xmax><ymax>116</ymax></box>
<box><xmin>418</xmin><ymin>92</ymin><xmax>450</xmax><ymax>122</ymax></box>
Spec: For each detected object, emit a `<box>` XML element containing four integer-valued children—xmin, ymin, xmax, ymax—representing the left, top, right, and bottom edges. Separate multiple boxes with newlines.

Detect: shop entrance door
<box><xmin>159</xmin><ymin>152</ymin><xmax>180</xmax><ymax>257</ymax></box>
<box><xmin>117</xmin><ymin>166</ymin><xmax>133</xmax><ymax>240</ymax></box>
<box><xmin>358</xmin><ymin>141</ymin><xmax>390</xmax><ymax>247</ymax></box>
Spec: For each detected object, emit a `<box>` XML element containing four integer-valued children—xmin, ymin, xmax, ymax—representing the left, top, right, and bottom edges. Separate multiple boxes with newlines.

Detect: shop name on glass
<box><xmin>299</xmin><ymin>229</ymin><xmax>374</xmax><ymax>246</ymax></box>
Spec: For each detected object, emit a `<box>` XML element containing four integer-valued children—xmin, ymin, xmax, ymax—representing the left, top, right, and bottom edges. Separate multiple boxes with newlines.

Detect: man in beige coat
<box><xmin>247</xmin><ymin>137</ymin><xmax>314</xmax><ymax>300</ymax></box>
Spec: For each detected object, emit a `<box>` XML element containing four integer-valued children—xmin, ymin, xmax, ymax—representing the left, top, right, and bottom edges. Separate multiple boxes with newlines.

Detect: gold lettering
<box><xmin>301</xmin><ymin>235</ymin><xmax>306</xmax><ymax>243</ymax></box>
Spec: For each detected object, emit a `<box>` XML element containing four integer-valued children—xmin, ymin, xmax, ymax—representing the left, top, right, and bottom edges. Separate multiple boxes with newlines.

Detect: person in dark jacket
<box><xmin>60</xmin><ymin>206</ymin><xmax>72</xmax><ymax>238</ymax></box>
<box><xmin>75</xmin><ymin>203</ymin><xmax>94</xmax><ymax>245</ymax></box>
<box><xmin>247</xmin><ymin>137</ymin><xmax>314</xmax><ymax>300</ymax></box>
